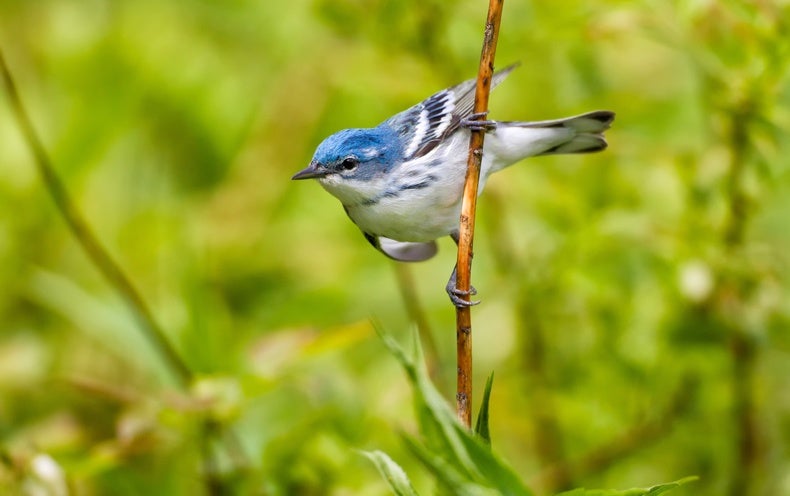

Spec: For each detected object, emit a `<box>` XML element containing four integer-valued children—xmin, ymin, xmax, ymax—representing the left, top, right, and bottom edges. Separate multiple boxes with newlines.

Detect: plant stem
<box><xmin>0</xmin><ymin>48</ymin><xmax>193</xmax><ymax>385</ymax></box>
<box><xmin>455</xmin><ymin>0</ymin><xmax>505</xmax><ymax>428</ymax></box>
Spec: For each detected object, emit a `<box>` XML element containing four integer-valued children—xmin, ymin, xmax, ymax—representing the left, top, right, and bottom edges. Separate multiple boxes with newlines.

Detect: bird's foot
<box><xmin>461</xmin><ymin>111</ymin><xmax>497</xmax><ymax>132</ymax></box>
<box><xmin>446</xmin><ymin>269</ymin><xmax>480</xmax><ymax>308</ymax></box>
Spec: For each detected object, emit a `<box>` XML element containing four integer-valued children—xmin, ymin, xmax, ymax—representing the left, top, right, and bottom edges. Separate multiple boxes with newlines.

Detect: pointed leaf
<box><xmin>554</xmin><ymin>477</ymin><xmax>698</xmax><ymax>496</ymax></box>
<box><xmin>474</xmin><ymin>373</ymin><xmax>494</xmax><ymax>446</ymax></box>
<box><xmin>361</xmin><ymin>450</ymin><xmax>420</xmax><ymax>496</ymax></box>
<box><xmin>452</xmin><ymin>421</ymin><xmax>534</xmax><ymax>496</ymax></box>
<box><xmin>376</xmin><ymin>326</ymin><xmax>482</xmax><ymax>480</ymax></box>
<box><xmin>378</xmin><ymin>327</ymin><xmax>533</xmax><ymax>496</ymax></box>
<box><xmin>401</xmin><ymin>435</ymin><xmax>496</xmax><ymax>496</ymax></box>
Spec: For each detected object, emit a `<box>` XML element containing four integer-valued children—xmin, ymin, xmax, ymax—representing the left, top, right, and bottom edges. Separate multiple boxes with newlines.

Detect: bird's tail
<box><xmin>485</xmin><ymin>110</ymin><xmax>615</xmax><ymax>170</ymax></box>
<box><xmin>519</xmin><ymin>110</ymin><xmax>615</xmax><ymax>154</ymax></box>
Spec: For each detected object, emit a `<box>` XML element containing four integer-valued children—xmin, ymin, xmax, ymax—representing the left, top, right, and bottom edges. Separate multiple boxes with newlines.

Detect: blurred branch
<box><xmin>455</xmin><ymin>0</ymin><xmax>505</xmax><ymax>429</ymax></box>
<box><xmin>723</xmin><ymin>104</ymin><xmax>752</xmax><ymax>248</ymax></box>
<box><xmin>0</xmin><ymin>48</ymin><xmax>193</xmax><ymax>385</ymax></box>
<box><xmin>393</xmin><ymin>263</ymin><xmax>444</xmax><ymax>387</ymax></box>
<box><xmin>728</xmin><ymin>330</ymin><xmax>759</xmax><ymax>496</ymax></box>
<box><xmin>722</xmin><ymin>102</ymin><xmax>761</xmax><ymax>496</ymax></box>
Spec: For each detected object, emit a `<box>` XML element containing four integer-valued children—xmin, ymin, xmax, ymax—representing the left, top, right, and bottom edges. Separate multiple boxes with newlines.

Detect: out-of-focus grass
<box><xmin>1</xmin><ymin>1</ymin><xmax>789</xmax><ymax>495</ymax></box>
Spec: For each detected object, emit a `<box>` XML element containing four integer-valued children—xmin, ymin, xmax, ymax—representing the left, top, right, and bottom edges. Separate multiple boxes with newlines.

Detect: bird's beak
<box><xmin>291</xmin><ymin>162</ymin><xmax>327</xmax><ymax>180</ymax></box>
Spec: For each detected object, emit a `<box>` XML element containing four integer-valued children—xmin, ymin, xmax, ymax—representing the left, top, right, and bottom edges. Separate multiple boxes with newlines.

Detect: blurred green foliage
<box><xmin>1</xmin><ymin>0</ymin><xmax>789</xmax><ymax>495</ymax></box>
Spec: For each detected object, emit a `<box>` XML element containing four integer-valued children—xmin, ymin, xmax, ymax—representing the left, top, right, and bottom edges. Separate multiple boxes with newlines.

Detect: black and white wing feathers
<box><xmin>385</xmin><ymin>64</ymin><xmax>519</xmax><ymax>160</ymax></box>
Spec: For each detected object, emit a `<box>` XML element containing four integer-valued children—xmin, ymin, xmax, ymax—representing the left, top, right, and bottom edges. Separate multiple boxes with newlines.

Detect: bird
<box><xmin>292</xmin><ymin>64</ymin><xmax>614</xmax><ymax>307</ymax></box>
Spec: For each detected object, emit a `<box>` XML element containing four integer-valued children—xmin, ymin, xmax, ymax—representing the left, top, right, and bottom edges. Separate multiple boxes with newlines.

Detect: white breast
<box><xmin>343</xmin><ymin>132</ymin><xmax>494</xmax><ymax>242</ymax></box>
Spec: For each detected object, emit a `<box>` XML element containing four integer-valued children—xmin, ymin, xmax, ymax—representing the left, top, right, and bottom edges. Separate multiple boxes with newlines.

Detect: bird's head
<box><xmin>293</xmin><ymin>126</ymin><xmax>402</xmax><ymax>204</ymax></box>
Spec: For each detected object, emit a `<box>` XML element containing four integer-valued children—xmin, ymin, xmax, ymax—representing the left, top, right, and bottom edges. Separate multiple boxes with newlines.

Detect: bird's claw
<box><xmin>447</xmin><ymin>288</ymin><xmax>480</xmax><ymax>308</ymax></box>
<box><xmin>447</xmin><ymin>287</ymin><xmax>480</xmax><ymax>308</ymax></box>
<box><xmin>445</xmin><ymin>272</ymin><xmax>480</xmax><ymax>308</ymax></box>
<box><xmin>461</xmin><ymin>111</ymin><xmax>497</xmax><ymax>132</ymax></box>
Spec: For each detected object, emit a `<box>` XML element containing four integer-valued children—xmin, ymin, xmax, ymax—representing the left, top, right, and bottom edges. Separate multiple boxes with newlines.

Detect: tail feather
<box><xmin>485</xmin><ymin>110</ymin><xmax>615</xmax><ymax>170</ymax></box>
<box><xmin>539</xmin><ymin>110</ymin><xmax>614</xmax><ymax>155</ymax></box>
<box><xmin>510</xmin><ymin>110</ymin><xmax>614</xmax><ymax>155</ymax></box>
<box><xmin>542</xmin><ymin>133</ymin><xmax>608</xmax><ymax>154</ymax></box>
<box><xmin>543</xmin><ymin>111</ymin><xmax>613</xmax><ymax>154</ymax></box>
<box><xmin>515</xmin><ymin>110</ymin><xmax>614</xmax><ymax>133</ymax></box>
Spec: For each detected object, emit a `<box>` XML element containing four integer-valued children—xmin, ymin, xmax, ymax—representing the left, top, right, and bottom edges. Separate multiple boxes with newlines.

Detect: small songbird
<box><xmin>292</xmin><ymin>65</ymin><xmax>614</xmax><ymax>307</ymax></box>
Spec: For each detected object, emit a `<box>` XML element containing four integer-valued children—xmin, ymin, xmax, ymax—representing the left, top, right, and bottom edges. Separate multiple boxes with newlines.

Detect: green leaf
<box><xmin>554</xmin><ymin>477</ymin><xmax>699</xmax><ymax>496</ymax></box>
<box><xmin>376</xmin><ymin>327</ymin><xmax>480</xmax><ymax>480</ymax></box>
<box><xmin>378</xmin><ymin>327</ymin><xmax>534</xmax><ymax>496</ymax></box>
<box><xmin>401</xmin><ymin>435</ymin><xmax>497</xmax><ymax>496</ymax></box>
<box><xmin>361</xmin><ymin>450</ymin><xmax>420</xmax><ymax>496</ymax></box>
<box><xmin>450</xmin><ymin>420</ymin><xmax>533</xmax><ymax>496</ymax></box>
<box><xmin>474</xmin><ymin>373</ymin><xmax>494</xmax><ymax>446</ymax></box>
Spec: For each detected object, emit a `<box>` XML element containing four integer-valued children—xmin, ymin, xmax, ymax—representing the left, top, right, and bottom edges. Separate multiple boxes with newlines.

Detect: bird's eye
<box><xmin>340</xmin><ymin>157</ymin><xmax>358</xmax><ymax>171</ymax></box>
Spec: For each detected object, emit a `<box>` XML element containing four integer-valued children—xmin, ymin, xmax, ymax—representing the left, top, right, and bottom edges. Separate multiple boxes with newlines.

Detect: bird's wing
<box><xmin>364</xmin><ymin>233</ymin><xmax>438</xmax><ymax>262</ymax></box>
<box><xmin>385</xmin><ymin>64</ymin><xmax>519</xmax><ymax>160</ymax></box>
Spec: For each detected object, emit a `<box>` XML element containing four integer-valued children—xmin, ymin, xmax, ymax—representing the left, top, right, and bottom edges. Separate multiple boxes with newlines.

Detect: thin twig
<box><xmin>455</xmin><ymin>0</ymin><xmax>505</xmax><ymax>428</ymax></box>
<box><xmin>0</xmin><ymin>48</ymin><xmax>192</xmax><ymax>385</ymax></box>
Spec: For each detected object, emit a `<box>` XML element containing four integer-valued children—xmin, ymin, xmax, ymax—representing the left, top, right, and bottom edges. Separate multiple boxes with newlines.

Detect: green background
<box><xmin>1</xmin><ymin>0</ymin><xmax>788</xmax><ymax>494</ymax></box>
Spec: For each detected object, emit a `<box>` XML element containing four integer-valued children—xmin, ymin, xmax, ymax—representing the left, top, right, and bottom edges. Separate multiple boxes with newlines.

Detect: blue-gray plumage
<box><xmin>293</xmin><ymin>64</ymin><xmax>615</xmax><ymax>306</ymax></box>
